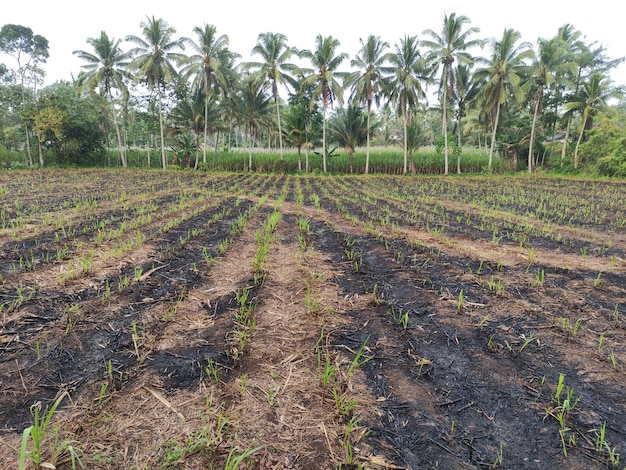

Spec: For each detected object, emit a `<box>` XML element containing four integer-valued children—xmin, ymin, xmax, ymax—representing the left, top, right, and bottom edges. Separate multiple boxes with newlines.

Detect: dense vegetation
<box><xmin>0</xmin><ymin>16</ymin><xmax>625</xmax><ymax>175</ymax></box>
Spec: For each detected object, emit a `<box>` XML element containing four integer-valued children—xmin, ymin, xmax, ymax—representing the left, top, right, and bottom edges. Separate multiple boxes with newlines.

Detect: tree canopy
<box><xmin>0</xmin><ymin>17</ymin><xmax>624</xmax><ymax>174</ymax></box>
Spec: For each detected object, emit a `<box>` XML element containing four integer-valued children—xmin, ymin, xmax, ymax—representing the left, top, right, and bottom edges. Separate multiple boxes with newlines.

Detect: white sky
<box><xmin>3</xmin><ymin>1</ymin><xmax>626</xmax><ymax>91</ymax></box>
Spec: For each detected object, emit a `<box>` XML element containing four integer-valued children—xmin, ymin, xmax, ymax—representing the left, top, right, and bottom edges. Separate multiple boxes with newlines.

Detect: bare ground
<box><xmin>0</xmin><ymin>171</ymin><xmax>624</xmax><ymax>469</ymax></box>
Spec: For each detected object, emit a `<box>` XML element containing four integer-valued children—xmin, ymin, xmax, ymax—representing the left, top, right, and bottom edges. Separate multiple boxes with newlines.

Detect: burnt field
<box><xmin>0</xmin><ymin>170</ymin><xmax>625</xmax><ymax>469</ymax></box>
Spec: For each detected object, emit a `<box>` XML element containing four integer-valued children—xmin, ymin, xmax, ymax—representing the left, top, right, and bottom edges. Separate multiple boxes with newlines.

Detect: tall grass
<box><xmin>193</xmin><ymin>147</ymin><xmax>508</xmax><ymax>174</ymax></box>
<box><xmin>0</xmin><ymin>148</ymin><xmax>28</xmax><ymax>169</ymax></box>
<box><xmin>68</xmin><ymin>146</ymin><xmax>512</xmax><ymax>174</ymax></box>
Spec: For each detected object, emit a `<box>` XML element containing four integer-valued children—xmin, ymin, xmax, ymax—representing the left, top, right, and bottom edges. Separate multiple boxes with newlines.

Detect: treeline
<box><xmin>0</xmin><ymin>15</ymin><xmax>625</xmax><ymax>175</ymax></box>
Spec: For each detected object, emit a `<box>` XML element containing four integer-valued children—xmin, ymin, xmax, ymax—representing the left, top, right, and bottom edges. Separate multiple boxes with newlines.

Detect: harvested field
<box><xmin>0</xmin><ymin>169</ymin><xmax>625</xmax><ymax>469</ymax></box>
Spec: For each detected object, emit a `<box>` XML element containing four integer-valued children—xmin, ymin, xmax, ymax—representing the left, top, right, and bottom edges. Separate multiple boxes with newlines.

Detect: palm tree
<box><xmin>422</xmin><ymin>13</ymin><xmax>481</xmax><ymax>175</ymax></box>
<box><xmin>246</xmin><ymin>32</ymin><xmax>298</xmax><ymax>160</ymax></box>
<box><xmin>231</xmin><ymin>79</ymin><xmax>272</xmax><ymax>171</ymax></box>
<box><xmin>73</xmin><ymin>31</ymin><xmax>131</xmax><ymax>167</ymax></box>
<box><xmin>282</xmin><ymin>103</ymin><xmax>308</xmax><ymax>171</ymax></box>
<box><xmin>300</xmin><ymin>35</ymin><xmax>348</xmax><ymax>172</ymax></box>
<box><xmin>171</xmin><ymin>133</ymin><xmax>196</xmax><ymax>168</ymax></box>
<box><xmin>126</xmin><ymin>16</ymin><xmax>185</xmax><ymax>169</ymax></box>
<box><xmin>526</xmin><ymin>36</ymin><xmax>575</xmax><ymax>173</ymax></box>
<box><xmin>344</xmin><ymin>35</ymin><xmax>391</xmax><ymax>174</ymax></box>
<box><xmin>552</xmin><ymin>24</ymin><xmax>581</xmax><ymax>166</ymax></box>
<box><xmin>328</xmin><ymin>104</ymin><xmax>369</xmax><ymax>173</ymax></box>
<box><xmin>180</xmin><ymin>24</ymin><xmax>238</xmax><ymax>164</ymax></box>
<box><xmin>386</xmin><ymin>35</ymin><xmax>430</xmax><ymax>174</ymax></box>
<box><xmin>565</xmin><ymin>72</ymin><xmax>623</xmax><ymax>168</ymax></box>
<box><xmin>559</xmin><ymin>34</ymin><xmax>622</xmax><ymax>165</ymax></box>
<box><xmin>405</xmin><ymin>118</ymin><xmax>431</xmax><ymax>167</ymax></box>
<box><xmin>169</xmin><ymin>87</ymin><xmax>223</xmax><ymax>169</ymax></box>
<box><xmin>452</xmin><ymin>63</ymin><xmax>481</xmax><ymax>173</ymax></box>
<box><xmin>474</xmin><ymin>28</ymin><xmax>533</xmax><ymax>170</ymax></box>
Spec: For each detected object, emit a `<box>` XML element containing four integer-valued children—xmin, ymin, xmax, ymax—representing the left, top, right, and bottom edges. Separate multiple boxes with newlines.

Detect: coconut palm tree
<box><xmin>328</xmin><ymin>104</ymin><xmax>369</xmax><ymax>173</ymax></box>
<box><xmin>422</xmin><ymin>13</ymin><xmax>481</xmax><ymax>175</ymax></box>
<box><xmin>526</xmin><ymin>36</ymin><xmax>575</xmax><ymax>173</ymax></box>
<box><xmin>73</xmin><ymin>31</ymin><xmax>131</xmax><ymax>167</ymax></box>
<box><xmin>474</xmin><ymin>28</ymin><xmax>533</xmax><ymax>170</ymax></box>
<box><xmin>282</xmin><ymin>102</ymin><xmax>308</xmax><ymax>171</ymax></box>
<box><xmin>180</xmin><ymin>24</ymin><xmax>239</xmax><ymax>164</ymax></box>
<box><xmin>126</xmin><ymin>16</ymin><xmax>185</xmax><ymax>169</ymax></box>
<box><xmin>344</xmin><ymin>35</ymin><xmax>391</xmax><ymax>174</ymax></box>
<box><xmin>559</xmin><ymin>33</ymin><xmax>622</xmax><ymax>165</ymax></box>
<box><xmin>386</xmin><ymin>35</ymin><xmax>430</xmax><ymax>174</ymax></box>
<box><xmin>169</xmin><ymin>87</ymin><xmax>223</xmax><ymax>169</ymax></box>
<box><xmin>230</xmin><ymin>79</ymin><xmax>272</xmax><ymax>171</ymax></box>
<box><xmin>565</xmin><ymin>71</ymin><xmax>623</xmax><ymax>168</ymax></box>
<box><xmin>300</xmin><ymin>35</ymin><xmax>348</xmax><ymax>172</ymax></box>
<box><xmin>246</xmin><ymin>32</ymin><xmax>298</xmax><ymax>160</ymax></box>
<box><xmin>452</xmin><ymin>63</ymin><xmax>481</xmax><ymax>173</ymax></box>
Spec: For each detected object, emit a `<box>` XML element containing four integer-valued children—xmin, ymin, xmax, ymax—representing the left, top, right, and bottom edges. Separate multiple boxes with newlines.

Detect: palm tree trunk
<box><xmin>157</xmin><ymin>86</ymin><xmax>167</xmax><ymax>170</ymax></box>
<box><xmin>457</xmin><ymin>120</ymin><xmax>462</xmax><ymax>174</ymax></box>
<box><xmin>365</xmin><ymin>103</ymin><xmax>371</xmax><ymax>175</ymax></box>
<box><xmin>248</xmin><ymin>127</ymin><xmax>253</xmax><ymax>172</ymax></box>
<box><xmin>110</xmin><ymin>95</ymin><xmax>127</xmax><ymax>168</ymax></box>
<box><xmin>443</xmin><ymin>81</ymin><xmax>449</xmax><ymax>175</ymax></box>
<box><xmin>528</xmin><ymin>91</ymin><xmax>541</xmax><ymax>174</ymax></box>
<box><xmin>203</xmin><ymin>90</ymin><xmax>209</xmax><ymax>164</ymax></box>
<box><xmin>275</xmin><ymin>93</ymin><xmax>284</xmax><ymax>160</ymax></box>
<box><xmin>322</xmin><ymin>106</ymin><xmax>328</xmax><ymax>172</ymax></box>
<box><xmin>403</xmin><ymin>114</ymin><xmax>408</xmax><ymax>175</ymax></box>
<box><xmin>297</xmin><ymin>146</ymin><xmax>302</xmax><ymax>171</ymax></box>
<box><xmin>488</xmin><ymin>104</ymin><xmax>501</xmax><ymax>171</ymax></box>
<box><xmin>573</xmin><ymin>110</ymin><xmax>588</xmax><ymax>169</ymax></box>
<box><xmin>305</xmin><ymin>148</ymin><xmax>309</xmax><ymax>173</ymax></box>
<box><xmin>561</xmin><ymin>116</ymin><xmax>572</xmax><ymax>167</ymax></box>
<box><xmin>194</xmin><ymin>133</ymin><xmax>200</xmax><ymax>170</ymax></box>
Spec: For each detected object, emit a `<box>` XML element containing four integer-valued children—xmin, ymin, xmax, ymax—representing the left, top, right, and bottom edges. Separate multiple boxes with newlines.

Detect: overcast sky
<box><xmin>3</xmin><ymin>1</ymin><xmax>626</xmax><ymax>90</ymax></box>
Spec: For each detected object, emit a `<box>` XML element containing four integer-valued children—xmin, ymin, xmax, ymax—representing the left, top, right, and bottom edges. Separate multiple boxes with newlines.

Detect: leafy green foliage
<box><xmin>35</xmin><ymin>82</ymin><xmax>107</xmax><ymax>165</ymax></box>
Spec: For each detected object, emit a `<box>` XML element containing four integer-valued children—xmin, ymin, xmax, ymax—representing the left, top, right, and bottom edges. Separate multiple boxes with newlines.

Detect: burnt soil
<box><xmin>1</xmin><ymin>170</ymin><xmax>625</xmax><ymax>469</ymax></box>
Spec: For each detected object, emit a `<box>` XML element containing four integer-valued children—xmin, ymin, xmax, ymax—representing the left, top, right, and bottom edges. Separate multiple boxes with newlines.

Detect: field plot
<box><xmin>0</xmin><ymin>170</ymin><xmax>625</xmax><ymax>469</ymax></box>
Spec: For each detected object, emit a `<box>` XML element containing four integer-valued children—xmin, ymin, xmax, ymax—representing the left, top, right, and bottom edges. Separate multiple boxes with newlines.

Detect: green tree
<box><xmin>0</xmin><ymin>67</ymin><xmax>24</xmax><ymax>151</ymax></box>
<box><xmin>230</xmin><ymin>79</ymin><xmax>272</xmax><ymax>171</ymax></box>
<box><xmin>474</xmin><ymin>28</ymin><xmax>533</xmax><ymax>170</ymax></box>
<box><xmin>328</xmin><ymin>103</ymin><xmax>369</xmax><ymax>173</ymax></box>
<box><xmin>300</xmin><ymin>35</ymin><xmax>348</xmax><ymax>172</ymax></box>
<box><xmin>246</xmin><ymin>32</ymin><xmax>297</xmax><ymax>160</ymax></box>
<box><xmin>344</xmin><ymin>35</ymin><xmax>391</xmax><ymax>174</ymax></box>
<box><xmin>180</xmin><ymin>24</ymin><xmax>238</xmax><ymax>164</ymax></box>
<box><xmin>525</xmin><ymin>35</ymin><xmax>575</xmax><ymax>173</ymax></box>
<box><xmin>386</xmin><ymin>35</ymin><xmax>430</xmax><ymax>174</ymax></box>
<box><xmin>169</xmin><ymin>87</ymin><xmax>215</xmax><ymax>168</ymax></box>
<box><xmin>559</xmin><ymin>35</ymin><xmax>622</xmax><ymax>165</ymax></box>
<box><xmin>405</xmin><ymin>117</ymin><xmax>431</xmax><ymax>164</ymax></box>
<box><xmin>422</xmin><ymin>13</ymin><xmax>481</xmax><ymax>175</ymax></box>
<box><xmin>126</xmin><ymin>16</ymin><xmax>185</xmax><ymax>169</ymax></box>
<box><xmin>0</xmin><ymin>24</ymin><xmax>49</xmax><ymax>165</ymax></box>
<box><xmin>285</xmin><ymin>78</ymin><xmax>323</xmax><ymax>172</ymax></box>
<box><xmin>582</xmin><ymin>107</ymin><xmax>626</xmax><ymax>176</ymax></box>
<box><xmin>282</xmin><ymin>101</ymin><xmax>308</xmax><ymax>171</ymax></box>
<box><xmin>34</xmin><ymin>81</ymin><xmax>107</xmax><ymax>166</ymax></box>
<box><xmin>565</xmin><ymin>71</ymin><xmax>623</xmax><ymax>168</ymax></box>
<box><xmin>452</xmin><ymin>63</ymin><xmax>480</xmax><ymax>172</ymax></box>
<box><xmin>73</xmin><ymin>31</ymin><xmax>131</xmax><ymax>167</ymax></box>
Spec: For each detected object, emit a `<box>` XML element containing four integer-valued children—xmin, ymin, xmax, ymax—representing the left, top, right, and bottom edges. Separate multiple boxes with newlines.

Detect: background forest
<box><xmin>1</xmin><ymin>14</ymin><xmax>625</xmax><ymax>175</ymax></box>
